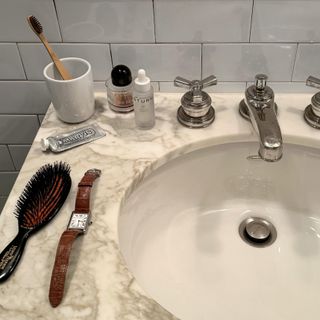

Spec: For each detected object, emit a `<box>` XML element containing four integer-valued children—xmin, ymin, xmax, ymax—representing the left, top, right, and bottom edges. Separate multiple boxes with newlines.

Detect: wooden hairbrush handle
<box><xmin>0</xmin><ymin>228</ymin><xmax>31</xmax><ymax>282</ymax></box>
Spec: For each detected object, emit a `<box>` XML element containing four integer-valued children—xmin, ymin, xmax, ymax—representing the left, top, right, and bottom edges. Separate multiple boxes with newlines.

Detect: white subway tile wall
<box><xmin>0</xmin><ymin>115</ymin><xmax>39</xmax><ymax>144</ymax></box>
<box><xmin>8</xmin><ymin>145</ymin><xmax>31</xmax><ymax>170</ymax></box>
<box><xmin>55</xmin><ymin>0</ymin><xmax>155</xmax><ymax>43</ymax></box>
<box><xmin>0</xmin><ymin>82</ymin><xmax>51</xmax><ymax>114</ymax></box>
<box><xmin>18</xmin><ymin>43</ymin><xmax>112</xmax><ymax>80</ymax></box>
<box><xmin>0</xmin><ymin>146</ymin><xmax>15</xmax><ymax>171</ymax></box>
<box><xmin>38</xmin><ymin>115</ymin><xmax>45</xmax><ymax>125</ymax></box>
<box><xmin>159</xmin><ymin>82</ymin><xmax>247</xmax><ymax>93</ymax></box>
<box><xmin>0</xmin><ymin>197</ymin><xmax>7</xmax><ymax>213</ymax></box>
<box><xmin>0</xmin><ymin>0</ymin><xmax>320</xmax><ymax>210</ymax></box>
<box><xmin>154</xmin><ymin>0</ymin><xmax>253</xmax><ymax>42</ymax></box>
<box><xmin>202</xmin><ymin>43</ymin><xmax>297</xmax><ymax>81</ymax></box>
<box><xmin>0</xmin><ymin>44</ymin><xmax>26</xmax><ymax>80</ymax></box>
<box><xmin>293</xmin><ymin>44</ymin><xmax>320</xmax><ymax>81</ymax></box>
<box><xmin>247</xmin><ymin>82</ymin><xmax>318</xmax><ymax>94</ymax></box>
<box><xmin>251</xmin><ymin>0</ymin><xmax>320</xmax><ymax>42</ymax></box>
<box><xmin>93</xmin><ymin>81</ymin><xmax>160</xmax><ymax>92</ymax></box>
<box><xmin>0</xmin><ymin>172</ymin><xmax>19</xmax><ymax>196</ymax></box>
<box><xmin>111</xmin><ymin>44</ymin><xmax>201</xmax><ymax>81</ymax></box>
<box><xmin>0</xmin><ymin>0</ymin><xmax>61</xmax><ymax>42</ymax></box>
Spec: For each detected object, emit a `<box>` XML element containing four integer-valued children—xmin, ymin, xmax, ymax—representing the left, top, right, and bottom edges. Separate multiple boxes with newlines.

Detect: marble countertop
<box><xmin>0</xmin><ymin>92</ymin><xmax>318</xmax><ymax>320</ymax></box>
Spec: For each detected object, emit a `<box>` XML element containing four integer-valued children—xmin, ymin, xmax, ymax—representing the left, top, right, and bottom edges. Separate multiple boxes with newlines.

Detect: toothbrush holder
<box><xmin>43</xmin><ymin>57</ymin><xmax>95</xmax><ymax>123</ymax></box>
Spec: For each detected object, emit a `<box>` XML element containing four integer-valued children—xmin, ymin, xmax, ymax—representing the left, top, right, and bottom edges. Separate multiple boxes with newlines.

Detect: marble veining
<box><xmin>0</xmin><ymin>92</ymin><xmax>317</xmax><ymax>320</ymax></box>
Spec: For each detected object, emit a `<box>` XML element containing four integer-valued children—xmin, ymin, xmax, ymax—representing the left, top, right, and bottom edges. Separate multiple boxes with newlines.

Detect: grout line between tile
<box><xmin>15</xmin><ymin>43</ymin><xmax>27</xmax><ymax>80</ymax></box>
<box><xmin>108</xmin><ymin>44</ymin><xmax>114</xmax><ymax>68</ymax></box>
<box><xmin>249</xmin><ymin>0</ymin><xmax>255</xmax><ymax>43</ymax></box>
<box><xmin>0</xmin><ymin>80</ymin><xmax>45</xmax><ymax>83</ymax></box>
<box><xmin>0</xmin><ymin>114</ymin><xmax>40</xmax><ymax>117</ymax></box>
<box><xmin>0</xmin><ymin>171</ymin><xmax>19</xmax><ymax>174</ymax></box>
<box><xmin>6</xmin><ymin>145</ymin><xmax>18</xmax><ymax>171</ymax></box>
<box><xmin>152</xmin><ymin>0</ymin><xmax>157</xmax><ymax>43</ymax></box>
<box><xmin>107</xmin><ymin>42</ymin><xmax>300</xmax><ymax>46</ymax></box>
<box><xmin>159</xmin><ymin>81</ymin><xmax>247</xmax><ymax>83</ymax></box>
<box><xmin>290</xmin><ymin>43</ymin><xmax>299</xmax><ymax>81</ymax></box>
<box><xmin>37</xmin><ymin>115</ymin><xmax>42</xmax><ymax>127</ymax></box>
<box><xmin>53</xmin><ymin>0</ymin><xmax>64</xmax><ymax>42</ymax></box>
<box><xmin>3</xmin><ymin>143</ymin><xmax>33</xmax><ymax>147</ymax></box>
<box><xmin>200</xmin><ymin>43</ymin><xmax>203</xmax><ymax>79</ymax></box>
<box><xmin>0</xmin><ymin>78</ymin><xmax>31</xmax><ymax>81</ymax></box>
<box><xmin>8</xmin><ymin>41</ymin><xmax>319</xmax><ymax>46</ymax></box>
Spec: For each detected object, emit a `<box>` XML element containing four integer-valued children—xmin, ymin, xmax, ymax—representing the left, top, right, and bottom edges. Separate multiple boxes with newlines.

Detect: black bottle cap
<box><xmin>111</xmin><ymin>65</ymin><xmax>132</xmax><ymax>86</ymax></box>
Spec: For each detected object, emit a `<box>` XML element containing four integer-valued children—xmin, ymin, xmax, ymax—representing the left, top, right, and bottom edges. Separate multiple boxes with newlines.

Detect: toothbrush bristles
<box><xmin>28</xmin><ymin>15</ymin><xmax>43</xmax><ymax>34</ymax></box>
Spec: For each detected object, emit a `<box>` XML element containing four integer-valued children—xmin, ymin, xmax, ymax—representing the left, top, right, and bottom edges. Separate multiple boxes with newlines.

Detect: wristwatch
<box><xmin>49</xmin><ymin>168</ymin><xmax>101</xmax><ymax>307</ymax></box>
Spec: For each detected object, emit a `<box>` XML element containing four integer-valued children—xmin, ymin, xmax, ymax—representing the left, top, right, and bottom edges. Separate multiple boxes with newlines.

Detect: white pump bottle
<box><xmin>133</xmin><ymin>69</ymin><xmax>155</xmax><ymax>129</ymax></box>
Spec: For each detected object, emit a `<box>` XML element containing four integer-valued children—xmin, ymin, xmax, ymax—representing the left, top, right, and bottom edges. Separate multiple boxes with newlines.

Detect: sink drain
<box><xmin>239</xmin><ymin>217</ymin><xmax>277</xmax><ymax>247</ymax></box>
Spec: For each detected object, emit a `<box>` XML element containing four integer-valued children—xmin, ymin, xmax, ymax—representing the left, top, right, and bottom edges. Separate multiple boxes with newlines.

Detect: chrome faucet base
<box><xmin>304</xmin><ymin>105</ymin><xmax>320</xmax><ymax>129</ymax></box>
<box><xmin>177</xmin><ymin>106</ymin><xmax>215</xmax><ymax>128</ymax></box>
<box><xmin>239</xmin><ymin>99</ymin><xmax>278</xmax><ymax>121</ymax></box>
<box><xmin>174</xmin><ymin>75</ymin><xmax>217</xmax><ymax>129</ymax></box>
<box><xmin>305</xmin><ymin>76</ymin><xmax>320</xmax><ymax>129</ymax></box>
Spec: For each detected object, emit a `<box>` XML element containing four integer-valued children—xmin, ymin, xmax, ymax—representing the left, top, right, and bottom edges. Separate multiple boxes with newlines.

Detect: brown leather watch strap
<box><xmin>75</xmin><ymin>170</ymin><xmax>101</xmax><ymax>213</ymax></box>
<box><xmin>49</xmin><ymin>169</ymin><xmax>101</xmax><ymax>307</ymax></box>
<box><xmin>49</xmin><ymin>230</ymin><xmax>82</xmax><ymax>307</ymax></box>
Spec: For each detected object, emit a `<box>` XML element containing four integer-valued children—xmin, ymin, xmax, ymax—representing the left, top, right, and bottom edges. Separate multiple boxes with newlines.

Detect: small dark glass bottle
<box><xmin>105</xmin><ymin>65</ymin><xmax>134</xmax><ymax>113</ymax></box>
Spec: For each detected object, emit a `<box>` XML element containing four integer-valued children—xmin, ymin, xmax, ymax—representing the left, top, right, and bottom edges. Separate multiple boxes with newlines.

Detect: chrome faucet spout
<box><xmin>247</xmin><ymin>101</ymin><xmax>283</xmax><ymax>161</ymax></box>
<box><xmin>240</xmin><ymin>74</ymin><xmax>283</xmax><ymax>162</ymax></box>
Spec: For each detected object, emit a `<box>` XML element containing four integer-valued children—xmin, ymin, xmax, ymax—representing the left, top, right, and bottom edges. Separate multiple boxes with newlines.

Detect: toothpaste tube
<box><xmin>41</xmin><ymin>123</ymin><xmax>106</xmax><ymax>153</ymax></box>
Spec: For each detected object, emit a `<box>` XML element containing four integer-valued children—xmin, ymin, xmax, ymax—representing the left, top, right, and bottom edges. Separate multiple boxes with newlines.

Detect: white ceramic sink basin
<box><xmin>119</xmin><ymin>142</ymin><xmax>320</xmax><ymax>320</ymax></box>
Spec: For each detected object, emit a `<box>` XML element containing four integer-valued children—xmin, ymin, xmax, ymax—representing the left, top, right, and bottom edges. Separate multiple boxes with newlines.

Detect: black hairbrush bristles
<box><xmin>0</xmin><ymin>162</ymin><xmax>71</xmax><ymax>282</ymax></box>
<box><xmin>15</xmin><ymin>162</ymin><xmax>71</xmax><ymax>230</ymax></box>
<box><xmin>27</xmin><ymin>15</ymin><xmax>43</xmax><ymax>34</ymax></box>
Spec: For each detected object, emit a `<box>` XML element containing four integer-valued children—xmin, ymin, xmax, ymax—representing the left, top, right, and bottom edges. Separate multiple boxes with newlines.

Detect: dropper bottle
<box><xmin>133</xmin><ymin>69</ymin><xmax>155</xmax><ymax>129</ymax></box>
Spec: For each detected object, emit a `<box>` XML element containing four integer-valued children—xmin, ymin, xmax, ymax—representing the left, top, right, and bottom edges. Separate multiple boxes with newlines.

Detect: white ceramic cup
<box><xmin>43</xmin><ymin>57</ymin><xmax>95</xmax><ymax>123</ymax></box>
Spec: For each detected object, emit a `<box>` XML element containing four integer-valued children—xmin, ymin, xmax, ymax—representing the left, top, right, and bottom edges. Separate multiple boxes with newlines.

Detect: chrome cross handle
<box><xmin>306</xmin><ymin>76</ymin><xmax>320</xmax><ymax>89</ymax></box>
<box><xmin>173</xmin><ymin>75</ymin><xmax>217</xmax><ymax>128</ymax></box>
<box><xmin>174</xmin><ymin>75</ymin><xmax>217</xmax><ymax>91</ymax></box>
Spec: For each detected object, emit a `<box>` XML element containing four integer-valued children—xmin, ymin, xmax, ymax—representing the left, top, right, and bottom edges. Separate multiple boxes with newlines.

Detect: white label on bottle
<box><xmin>134</xmin><ymin>96</ymin><xmax>153</xmax><ymax>105</ymax></box>
<box><xmin>133</xmin><ymin>95</ymin><xmax>155</xmax><ymax>128</ymax></box>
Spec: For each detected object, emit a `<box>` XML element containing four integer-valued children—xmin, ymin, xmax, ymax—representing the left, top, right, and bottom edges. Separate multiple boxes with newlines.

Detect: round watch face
<box><xmin>69</xmin><ymin>213</ymin><xmax>89</xmax><ymax>229</ymax></box>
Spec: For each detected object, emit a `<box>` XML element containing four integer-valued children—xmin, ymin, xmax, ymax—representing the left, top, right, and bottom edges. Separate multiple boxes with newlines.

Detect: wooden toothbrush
<box><xmin>27</xmin><ymin>15</ymin><xmax>72</xmax><ymax>80</ymax></box>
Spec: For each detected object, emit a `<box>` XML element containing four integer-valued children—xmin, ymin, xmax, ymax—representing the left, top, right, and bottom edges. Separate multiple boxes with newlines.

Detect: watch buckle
<box><xmin>86</xmin><ymin>168</ymin><xmax>101</xmax><ymax>177</ymax></box>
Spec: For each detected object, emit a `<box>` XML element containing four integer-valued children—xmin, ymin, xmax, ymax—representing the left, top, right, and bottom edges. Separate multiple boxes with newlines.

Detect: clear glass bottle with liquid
<box><xmin>133</xmin><ymin>69</ymin><xmax>155</xmax><ymax>129</ymax></box>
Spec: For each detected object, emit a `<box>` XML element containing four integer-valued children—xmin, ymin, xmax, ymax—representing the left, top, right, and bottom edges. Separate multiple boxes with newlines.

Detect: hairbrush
<box><xmin>0</xmin><ymin>162</ymin><xmax>72</xmax><ymax>282</ymax></box>
<box><xmin>27</xmin><ymin>15</ymin><xmax>72</xmax><ymax>80</ymax></box>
